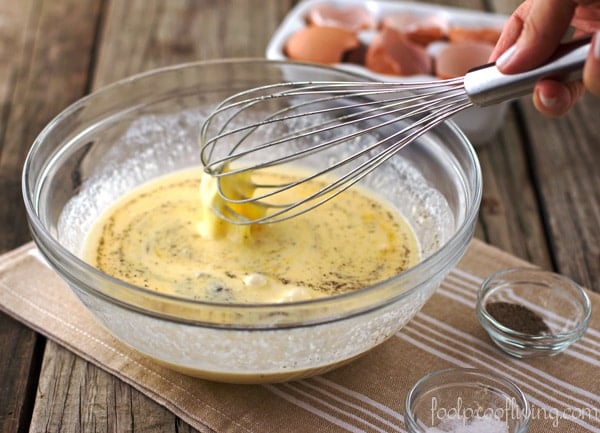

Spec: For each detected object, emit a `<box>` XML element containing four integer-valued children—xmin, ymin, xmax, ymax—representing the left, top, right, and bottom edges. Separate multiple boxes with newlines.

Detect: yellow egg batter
<box><xmin>83</xmin><ymin>167</ymin><xmax>420</xmax><ymax>303</ymax></box>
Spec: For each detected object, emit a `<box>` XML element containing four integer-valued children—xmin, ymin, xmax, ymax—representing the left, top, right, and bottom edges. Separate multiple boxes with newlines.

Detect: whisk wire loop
<box><xmin>200</xmin><ymin>78</ymin><xmax>473</xmax><ymax>224</ymax></box>
<box><xmin>213</xmin><ymin>93</ymin><xmax>473</xmax><ymax>224</ymax></box>
<box><xmin>202</xmin><ymin>82</ymin><xmax>460</xmax><ymax>177</ymax></box>
<box><xmin>203</xmin><ymin>82</ymin><xmax>466</xmax><ymax>175</ymax></box>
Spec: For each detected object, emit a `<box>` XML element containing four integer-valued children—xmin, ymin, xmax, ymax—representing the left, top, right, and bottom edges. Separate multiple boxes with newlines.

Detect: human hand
<box><xmin>489</xmin><ymin>0</ymin><xmax>600</xmax><ymax>117</ymax></box>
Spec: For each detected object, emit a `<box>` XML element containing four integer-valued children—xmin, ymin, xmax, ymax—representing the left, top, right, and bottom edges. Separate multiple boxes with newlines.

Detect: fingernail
<box><xmin>594</xmin><ymin>31</ymin><xmax>600</xmax><ymax>60</ymax></box>
<box><xmin>496</xmin><ymin>44</ymin><xmax>517</xmax><ymax>68</ymax></box>
<box><xmin>537</xmin><ymin>87</ymin><xmax>571</xmax><ymax>114</ymax></box>
<box><xmin>539</xmin><ymin>92</ymin><xmax>560</xmax><ymax>111</ymax></box>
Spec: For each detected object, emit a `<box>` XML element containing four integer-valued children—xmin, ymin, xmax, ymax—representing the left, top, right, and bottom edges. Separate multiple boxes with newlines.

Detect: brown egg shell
<box><xmin>284</xmin><ymin>26</ymin><xmax>360</xmax><ymax>64</ymax></box>
<box><xmin>380</xmin><ymin>12</ymin><xmax>448</xmax><ymax>46</ymax></box>
<box><xmin>448</xmin><ymin>26</ymin><xmax>501</xmax><ymax>45</ymax></box>
<box><xmin>365</xmin><ymin>27</ymin><xmax>433</xmax><ymax>76</ymax></box>
<box><xmin>435</xmin><ymin>41</ymin><xmax>494</xmax><ymax>79</ymax></box>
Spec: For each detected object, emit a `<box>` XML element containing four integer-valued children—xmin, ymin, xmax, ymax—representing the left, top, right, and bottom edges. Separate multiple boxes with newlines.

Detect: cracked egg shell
<box><xmin>365</xmin><ymin>27</ymin><xmax>433</xmax><ymax>76</ymax></box>
<box><xmin>448</xmin><ymin>26</ymin><xmax>501</xmax><ymax>45</ymax></box>
<box><xmin>285</xmin><ymin>26</ymin><xmax>360</xmax><ymax>64</ymax></box>
<box><xmin>435</xmin><ymin>41</ymin><xmax>494</xmax><ymax>79</ymax></box>
<box><xmin>308</xmin><ymin>4</ymin><xmax>375</xmax><ymax>32</ymax></box>
<box><xmin>381</xmin><ymin>13</ymin><xmax>448</xmax><ymax>46</ymax></box>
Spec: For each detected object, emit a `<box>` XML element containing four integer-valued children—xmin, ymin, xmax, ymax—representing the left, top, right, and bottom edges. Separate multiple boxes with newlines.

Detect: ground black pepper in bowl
<box><xmin>477</xmin><ymin>268</ymin><xmax>591</xmax><ymax>358</ymax></box>
<box><xmin>485</xmin><ymin>301</ymin><xmax>550</xmax><ymax>335</ymax></box>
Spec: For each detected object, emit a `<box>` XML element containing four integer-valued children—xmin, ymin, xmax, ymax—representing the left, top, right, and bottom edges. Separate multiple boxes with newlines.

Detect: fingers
<box><xmin>489</xmin><ymin>1</ymin><xmax>529</xmax><ymax>62</ymax></box>
<box><xmin>533</xmin><ymin>80</ymin><xmax>585</xmax><ymax>117</ymax></box>
<box><xmin>495</xmin><ymin>0</ymin><xmax>576</xmax><ymax>73</ymax></box>
<box><xmin>491</xmin><ymin>0</ymin><xmax>598</xmax><ymax>116</ymax></box>
<box><xmin>532</xmin><ymin>31</ymin><xmax>600</xmax><ymax>116</ymax></box>
<box><xmin>583</xmin><ymin>31</ymin><xmax>600</xmax><ymax>97</ymax></box>
<box><xmin>572</xmin><ymin>2</ymin><xmax>600</xmax><ymax>34</ymax></box>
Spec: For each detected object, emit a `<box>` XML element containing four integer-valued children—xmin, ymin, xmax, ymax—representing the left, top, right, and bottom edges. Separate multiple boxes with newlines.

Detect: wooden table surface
<box><xmin>0</xmin><ymin>0</ymin><xmax>598</xmax><ymax>432</ymax></box>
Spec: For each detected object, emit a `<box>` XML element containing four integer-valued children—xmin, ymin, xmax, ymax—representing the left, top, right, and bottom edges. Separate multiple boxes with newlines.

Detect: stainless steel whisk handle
<box><xmin>464</xmin><ymin>36</ymin><xmax>591</xmax><ymax>107</ymax></box>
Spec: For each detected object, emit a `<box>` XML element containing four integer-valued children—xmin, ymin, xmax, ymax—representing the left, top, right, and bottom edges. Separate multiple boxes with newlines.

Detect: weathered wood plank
<box><xmin>93</xmin><ymin>0</ymin><xmax>297</xmax><ymax>88</ymax></box>
<box><xmin>0</xmin><ymin>0</ymin><xmax>101</xmax><ymax>179</ymax></box>
<box><xmin>519</xmin><ymin>94</ymin><xmax>600</xmax><ymax>291</ymax></box>
<box><xmin>0</xmin><ymin>0</ymin><xmax>34</xmax><ymax>251</ymax></box>
<box><xmin>28</xmin><ymin>1</ymin><xmax>294</xmax><ymax>432</ymax></box>
<box><xmin>30</xmin><ymin>341</ymin><xmax>207</xmax><ymax>433</ymax></box>
<box><xmin>0</xmin><ymin>1</ymin><xmax>101</xmax><ymax>432</ymax></box>
<box><xmin>0</xmin><ymin>7</ymin><xmax>39</xmax><ymax>433</ymax></box>
<box><xmin>475</xmin><ymin>126</ymin><xmax>554</xmax><ymax>266</ymax></box>
<box><xmin>476</xmin><ymin>107</ymin><xmax>554</xmax><ymax>269</ymax></box>
<box><xmin>0</xmin><ymin>0</ymin><xmax>102</xmax><ymax>251</ymax></box>
<box><xmin>0</xmin><ymin>314</ymin><xmax>43</xmax><ymax>433</ymax></box>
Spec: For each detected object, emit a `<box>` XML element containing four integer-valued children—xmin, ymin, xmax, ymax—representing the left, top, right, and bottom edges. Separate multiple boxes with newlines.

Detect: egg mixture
<box><xmin>83</xmin><ymin>167</ymin><xmax>420</xmax><ymax>303</ymax></box>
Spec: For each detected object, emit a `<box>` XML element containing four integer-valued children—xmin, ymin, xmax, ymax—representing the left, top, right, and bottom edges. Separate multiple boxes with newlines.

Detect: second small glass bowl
<box><xmin>405</xmin><ymin>368</ymin><xmax>530</xmax><ymax>433</ymax></box>
<box><xmin>477</xmin><ymin>268</ymin><xmax>591</xmax><ymax>358</ymax></box>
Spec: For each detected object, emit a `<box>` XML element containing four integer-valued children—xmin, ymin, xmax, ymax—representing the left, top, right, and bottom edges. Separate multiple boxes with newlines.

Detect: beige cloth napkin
<box><xmin>1</xmin><ymin>239</ymin><xmax>599</xmax><ymax>433</ymax></box>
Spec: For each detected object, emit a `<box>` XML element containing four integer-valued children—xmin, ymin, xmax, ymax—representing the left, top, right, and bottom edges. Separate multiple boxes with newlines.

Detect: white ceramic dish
<box><xmin>266</xmin><ymin>0</ymin><xmax>510</xmax><ymax>145</ymax></box>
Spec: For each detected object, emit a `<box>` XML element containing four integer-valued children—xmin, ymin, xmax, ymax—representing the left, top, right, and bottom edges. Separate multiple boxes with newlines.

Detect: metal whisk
<box><xmin>200</xmin><ymin>37</ymin><xmax>590</xmax><ymax>224</ymax></box>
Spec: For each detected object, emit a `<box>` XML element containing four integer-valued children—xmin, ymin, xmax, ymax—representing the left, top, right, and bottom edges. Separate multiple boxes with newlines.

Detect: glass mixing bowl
<box><xmin>23</xmin><ymin>59</ymin><xmax>481</xmax><ymax>383</ymax></box>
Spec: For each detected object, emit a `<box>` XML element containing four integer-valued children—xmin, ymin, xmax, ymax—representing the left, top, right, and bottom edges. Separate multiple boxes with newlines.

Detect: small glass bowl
<box><xmin>405</xmin><ymin>368</ymin><xmax>530</xmax><ymax>433</ymax></box>
<box><xmin>477</xmin><ymin>268</ymin><xmax>591</xmax><ymax>358</ymax></box>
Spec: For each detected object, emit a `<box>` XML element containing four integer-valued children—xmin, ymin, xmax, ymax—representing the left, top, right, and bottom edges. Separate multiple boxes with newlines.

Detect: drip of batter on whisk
<box><xmin>198</xmin><ymin>167</ymin><xmax>265</xmax><ymax>241</ymax></box>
